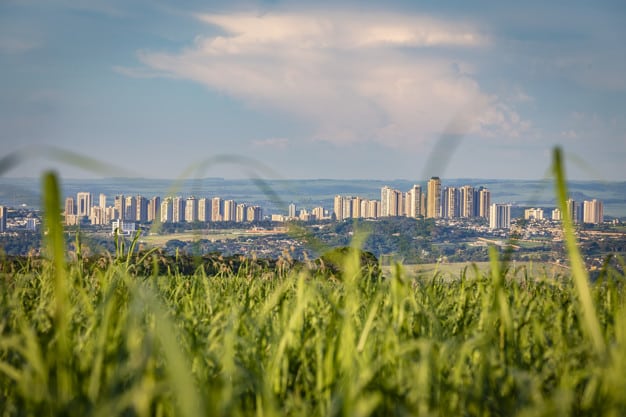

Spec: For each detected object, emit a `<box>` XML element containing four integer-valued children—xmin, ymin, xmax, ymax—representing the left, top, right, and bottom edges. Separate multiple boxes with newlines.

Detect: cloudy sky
<box><xmin>1</xmin><ymin>0</ymin><xmax>625</xmax><ymax>181</ymax></box>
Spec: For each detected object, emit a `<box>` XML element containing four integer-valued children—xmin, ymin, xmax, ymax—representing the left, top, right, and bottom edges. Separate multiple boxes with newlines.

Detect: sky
<box><xmin>1</xmin><ymin>0</ymin><xmax>625</xmax><ymax>181</ymax></box>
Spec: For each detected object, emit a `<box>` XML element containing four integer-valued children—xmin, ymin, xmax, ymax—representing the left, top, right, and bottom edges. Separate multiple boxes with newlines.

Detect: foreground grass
<box><xmin>0</xmin><ymin>246</ymin><xmax>625</xmax><ymax>416</ymax></box>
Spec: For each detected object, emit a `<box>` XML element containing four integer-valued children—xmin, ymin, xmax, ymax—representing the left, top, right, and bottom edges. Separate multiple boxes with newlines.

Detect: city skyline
<box><xmin>60</xmin><ymin>183</ymin><xmax>605</xmax><ymax>229</ymax></box>
<box><xmin>1</xmin><ymin>1</ymin><xmax>625</xmax><ymax>181</ymax></box>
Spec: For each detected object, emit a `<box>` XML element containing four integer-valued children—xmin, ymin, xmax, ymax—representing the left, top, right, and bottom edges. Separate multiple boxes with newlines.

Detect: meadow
<box><xmin>1</xmin><ymin>149</ymin><xmax>625</xmax><ymax>416</ymax></box>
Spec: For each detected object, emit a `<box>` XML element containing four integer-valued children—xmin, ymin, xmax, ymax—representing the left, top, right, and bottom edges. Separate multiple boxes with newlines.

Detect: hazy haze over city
<box><xmin>1</xmin><ymin>0</ymin><xmax>625</xmax><ymax>181</ymax></box>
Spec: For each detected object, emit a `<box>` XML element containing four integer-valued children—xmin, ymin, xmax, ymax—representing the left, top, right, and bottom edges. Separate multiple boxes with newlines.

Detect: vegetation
<box><xmin>0</xmin><ymin>149</ymin><xmax>625</xmax><ymax>416</ymax></box>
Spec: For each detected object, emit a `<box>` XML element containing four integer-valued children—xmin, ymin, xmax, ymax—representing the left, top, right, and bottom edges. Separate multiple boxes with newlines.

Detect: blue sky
<box><xmin>1</xmin><ymin>0</ymin><xmax>625</xmax><ymax>181</ymax></box>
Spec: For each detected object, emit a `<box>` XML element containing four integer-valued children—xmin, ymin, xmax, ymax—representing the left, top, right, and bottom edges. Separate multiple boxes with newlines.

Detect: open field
<box><xmin>139</xmin><ymin>228</ymin><xmax>285</xmax><ymax>246</ymax></box>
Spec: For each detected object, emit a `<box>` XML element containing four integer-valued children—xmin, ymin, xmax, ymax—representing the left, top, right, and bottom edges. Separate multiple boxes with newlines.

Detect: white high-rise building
<box><xmin>76</xmin><ymin>192</ymin><xmax>92</xmax><ymax>218</ymax></box>
<box><xmin>551</xmin><ymin>208</ymin><xmax>562</xmax><ymax>221</ymax></box>
<box><xmin>148</xmin><ymin>196</ymin><xmax>160</xmax><ymax>222</ymax></box>
<box><xmin>460</xmin><ymin>185</ymin><xmax>474</xmax><ymax>218</ymax></box>
<box><xmin>236</xmin><ymin>203</ymin><xmax>247</xmax><ymax>222</ymax></box>
<box><xmin>479</xmin><ymin>189</ymin><xmax>491</xmax><ymax>220</ymax></box>
<box><xmin>583</xmin><ymin>199</ymin><xmax>603</xmax><ymax>224</ymax></box>
<box><xmin>333</xmin><ymin>195</ymin><xmax>344</xmax><ymax>221</ymax></box>
<box><xmin>198</xmin><ymin>198</ymin><xmax>210</xmax><ymax>222</ymax></box>
<box><xmin>427</xmin><ymin>177</ymin><xmax>441</xmax><ymax>218</ymax></box>
<box><xmin>212</xmin><ymin>197</ymin><xmax>223</xmax><ymax>222</ymax></box>
<box><xmin>524</xmin><ymin>208</ymin><xmax>544</xmax><ymax>220</ymax></box>
<box><xmin>288</xmin><ymin>203</ymin><xmax>297</xmax><ymax>219</ymax></box>
<box><xmin>172</xmin><ymin>197</ymin><xmax>184</xmax><ymax>223</ymax></box>
<box><xmin>489</xmin><ymin>203</ymin><xmax>511</xmax><ymax>229</ymax></box>
<box><xmin>223</xmin><ymin>200</ymin><xmax>236</xmax><ymax>222</ymax></box>
<box><xmin>160</xmin><ymin>198</ymin><xmax>173</xmax><ymax>223</ymax></box>
<box><xmin>185</xmin><ymin>196</ymin><xmax>198</xmax><ymax>222</ymax></box>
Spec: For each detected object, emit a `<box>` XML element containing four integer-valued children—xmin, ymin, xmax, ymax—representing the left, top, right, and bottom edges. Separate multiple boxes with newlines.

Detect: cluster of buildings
<box><xmin>329</xmin><ymin>178</ymin><xmax>509</xmax><ymax>229</ymax></box>
<box><xmin>63</xmin><ymin>193</ymin><xmax>263</xmax><ymax>233</ymax></box>
<box><xmin>58</xmin><ymin>180</ymin><xmax>606</xmax><ymax>235</ymax></box>
<box><xmin>524</xmin><ymin>198</ymin><xmax>604</xmax><ymax>225</ymax></box>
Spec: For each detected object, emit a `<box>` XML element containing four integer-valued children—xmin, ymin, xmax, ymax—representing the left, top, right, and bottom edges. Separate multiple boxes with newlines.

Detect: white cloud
<box><xmin>134</xmin><ymin>10</ymin><xmax>526</xmax><ymax>147</ymax></box>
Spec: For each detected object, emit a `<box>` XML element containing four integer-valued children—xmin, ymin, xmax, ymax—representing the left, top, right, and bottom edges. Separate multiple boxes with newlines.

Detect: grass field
<box><xmin>384</xmin><ymin>261</ymin><xmax>569</xmax><ymax>280</ymax></box>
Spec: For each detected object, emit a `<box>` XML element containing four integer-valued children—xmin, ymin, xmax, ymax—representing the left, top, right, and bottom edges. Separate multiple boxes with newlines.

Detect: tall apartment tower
<box><xmin>460</xmin><ymin>185</ymin><xmax>474</xmax><ymax>218</ymax></box>
<box><xmin>211</xmin><ymin>197</ymin><xmax>223</xmax><ymax>222</ymax></box>
<box><xmin>0</xmin><ymin>206</ymin><xmax>6</xmax><ymax>232</ymax></box>
<box><xmin>333</xmin><ymin>195</ymin><xmax>344</xmax><ymax>221</ymax></box>
<box><xmin>489</xmin><ymin>203</ymin><xmax>511</xmax><ymax>229</ymax></box>
<box><xmin>443</xmin><ymin>187</ymin><xmax>459</xmax><ymax>218</ymax></box>
<box><xmin>172</xmin><ymin>197</ymin><xmax>184</xmax><ymax>223</ymax></box>
<box><xmin>247</xmin><ymin>206</ymin><xmax>262</xmax><ymax>222</ymax></box>
<box><xmin>198</xmin><ymin>198</ymin><xmax>210</xmax><ymax>222</ymax></box>
<box><xmin>236</xmin><ymin>203</ymin><xmax>247</xmax><ymax>222</ymax></box>
<box><xmin>566</xmin><ymin>198</ymin><xmax>581</xmax><ymax>224</ymax></box>
<box><xmin>76</xmin><ymin>192</ymin><xmax>92</xmax><ymax>218</ymax></box>
<box><xmin>185</xmin><ymin>196</ymin><xmax>198</xmax><ymax>222</ymax></box>
<box><xmin>223</xmin><ymin>200</ymin><xmax>236</xmax><ymax>222</ymax></box>
<box><xmin>380</xmin><ymin>186</ymin><xmax>402</xmax><ymax>217</ymax></box>
<box><xmin>160</xmin><ymin>198</ymin><xmax>173</xmax><ymax>223</ymax></box>
<box><xmin>478</xmin><ymin>188</ymin><xmax>491</xmax><ymax>220</ymax></box>
<box><xmin>288</xmin><ymin>203</ymin><xmax>297</xmax><ymax>218</ymax></box>
<box><xmin>135</xmin><ymin>195</ymin><xmax>148</xmax><ymax>222</ymax></box>
<box><xmin>406</xmin><ymin>185</ymin><xmax>422</xmax><ymax>218</ymax></box>
<box><xmin>124</xmin><ymin>196</ymin><xmax>137</xmax><ymax>221</ymax></box>
<box><xmin>65</xmin><ymin>197</ymin><xmax>76</xmax><ymax>216</ymax></box>
<box><xmin>427</xmin><ymin>177</ymin><xmax>441</xmax><ymax>218</ymax></box>
<box><xmin>114</xmin><ymin>195</ymin><xmax>125</xmax><ymax>220</ymax></box>
<box><xmin>583</xmin><ymin>199</ymin><xmax>603</xmax><ymax>224</ymax></box>
<box><xmin>148</xmin><ymin>196</ymin><xmax>161</xmax><ymax>222</ymax></box>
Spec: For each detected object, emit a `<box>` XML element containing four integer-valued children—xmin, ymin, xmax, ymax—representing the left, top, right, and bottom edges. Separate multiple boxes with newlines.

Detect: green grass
<box><xmin>0</xmin><ymin>148</ymin><xmax>625</xmax><ymax>416</ymax></box>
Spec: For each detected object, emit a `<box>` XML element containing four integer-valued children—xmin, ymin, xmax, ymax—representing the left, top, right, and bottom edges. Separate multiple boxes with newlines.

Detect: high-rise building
<box><xmin>135</xmin><ymin>195</ymin><xmax>148</xmax><ymax>223</ymax></box>
<box><xmin>76</xmin><ymin>192</ymin><xmax>92</xmax><ymax>218</ymax></box>
<box><xmin>288</xmin><ymin>203</ymin><xmax>297</xmax><ymax>219</ymax></box>
<box><xmin>0</xmin><ymin>206</ymin><xmax>6</xmax><ymax>232</ymax></box>
<box><xmin>460</xmin><ymin>185</ymin><xmax>474</xmax><ymax>218</ymax></box>
<box><xmin>333</xmin><ymin>195</ymin><xmax>344</xmax><ymax>221</ymax></box>
<box><xmin>369</xmin><ymin>200</ymin><xmax>380</xmax><ymax>219</ymax></box>
<box><xmin>524</xmin><ymin>208</ymin><xmax>544</xmax><ymax>220</ymax></box>
<box><xmin>99</xmin><ymin>193</ymin><xmax>107</xmax><ymax>209</ymax></box>
<box><xmin>342</xmin><ymin>197</ymin><xmax>353</xmax><ymax>220</ymax></box>
<box><xmin>583</xmin><ymin>199</ymin><xmax>603</xmax><ymax>224</ymax></box>
<box><xmin>65</xmin><ymin>197</ymin><xmax>76</xmax><ymax>216</ymax></box>
<box><xmin>198</xmin><ymin>198</ymin><xmax>210</xmax><ymax>222</ymax></box>
<box><xmin>551</xmin><ymin>208</ymin><xmax>562</xmax><ymax>221</ymax></box>
<box><xmin>406</xmin><ymin>185</ymin><xmax>423</xmax><ymax>218</ymax></box>
<box><xmin>148</xmin><ymin>196</ymin><xmax>160</xmax><ymax>222</ymax></box>
<box><xmin>380</xmin><ymin>186</ymin><xmax>402</xmax><ymax>217</ymax></box>
<box><xmin>114</xmin><ymin>195</ymin><xmax>125</xmax><ymax>220</ymax></box>
<box><xmin>185</xmin><ymin>196</ymin><xmax>198</xmax><ymax>222</ymax></box>
<box><xmin>489</xmin><ymin>203</ymin><xmax>511</xmax><ymax>229</ymax></box>
<box><xmin>124</xmin><ymin>196</ymin><xmax>137</xmax><ymax>221</ymax></box>
<box><xmin>172</xmin><ymin>197</ymin><xmax>184</xmax><ymax>223</ymax></box>
<box><xmin>212</xmin><ymin>197</ymin><xmax>223</xmax><ymax>222</ymax></box>
<box><xmin>443</xmin><ymin>187</ymin><xmax>459</xmax><ymax>218</ymax></box>
<box><xmin>478</xmin><ymin>188</ymin><xmax>491</xmax><ymax>220</ymax></box>
<box><xmin>247</xmin><ymin>206</ymin><xmax>262</xmax><ymax>222</ymax></box>
<box><xmin>427</xmin><ymin>177</ymin><xmax>441</xmax><ymax>218</ymax></box>
<box><xmin>236</xmin><ymin>203</ymin><xmax>247</xmax><ymax>222</ymax></box>
<box><xmin>223</xmin><ymin>200</ymin><xmax>236</xmax><ymax>222</ymax></box>
<box><xmin>312</xmin><ymin>206</ymin><xmax>325</xmax><ymax>220</ymax></box>
<box><xmin>352</xmin><ymin>196</ymin><xmax>362</xmax><ymax>218</ymax></box>
<box><xmin>160</xmin><ymin>198</ymin><xmax>173</xmax><ymax>223</ymax></box>
<box><xmin>566</xmin><ymin>198</ymin><xmax>580</xmax><ymax>224</ymax></box>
